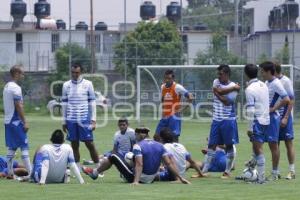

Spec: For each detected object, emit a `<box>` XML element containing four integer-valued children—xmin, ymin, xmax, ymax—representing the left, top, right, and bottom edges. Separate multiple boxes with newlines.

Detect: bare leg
<box><xmin>285</xmin><ymin>140</ymin><xmax>295</xmax><ymax>165</ymax></box>
<box><xmin>71</xmin><ymin>141</ymin><xmax>80</xmax><ymax>162</ymax></box>
<box><xmin>268</xmin><ymin>142</ymin><xmax>280</xmax><ymax>176</ymax></box>
<box><xmin>84</xmin><ymin>141</ymin><xmax>99</xmax><ymax>164</ymax></box>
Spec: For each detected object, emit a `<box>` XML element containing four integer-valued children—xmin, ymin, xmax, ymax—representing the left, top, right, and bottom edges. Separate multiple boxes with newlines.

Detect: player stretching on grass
<box><xmin>31</xmin><ymin>129</ymin><xmax>84</xmax><ymax>185</ymax></box>
<box><xmin>83</xmin><ymin>127</ymin><xmax>190</xmax><ymax>185</ymax></box>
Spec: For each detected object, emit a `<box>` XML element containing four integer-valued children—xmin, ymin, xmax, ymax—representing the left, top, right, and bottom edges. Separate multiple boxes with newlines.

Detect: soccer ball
<box><xmin>242</xmin><ymin>168</ymin><xmax>258</xmax><ymax>181</ymax></box>
<box><xmin>124</xmin><ymin>152</ymin><xmax>134</xmax><ymax>167</ymax></box>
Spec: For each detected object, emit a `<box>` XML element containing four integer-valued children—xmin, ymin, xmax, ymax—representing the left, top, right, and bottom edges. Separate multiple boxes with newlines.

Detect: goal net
<box><xmin>136</xmin><ymin>65</ymin><xmax>294</xmax><ymax>124</ymax></box>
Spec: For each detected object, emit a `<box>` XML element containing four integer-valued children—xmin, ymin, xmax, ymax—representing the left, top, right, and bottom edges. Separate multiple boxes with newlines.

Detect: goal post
<box><xmin>136</xmin><ymin>64</ymin><xmax>294</xmax><ymax>124</ymax></box>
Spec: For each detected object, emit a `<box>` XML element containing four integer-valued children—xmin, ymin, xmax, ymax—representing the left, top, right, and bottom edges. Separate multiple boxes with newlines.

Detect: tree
<box><xmin>274</xmin><ymin>35</ymin><xmax>290</xmax><ymax>64</ymax></box>
<box><xmin>113</xmin><ymin>20</ymin><xmax>183</xmax><ymax>79</ymax></box>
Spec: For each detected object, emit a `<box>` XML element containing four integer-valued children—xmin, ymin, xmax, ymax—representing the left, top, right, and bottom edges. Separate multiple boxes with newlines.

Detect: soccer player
<box><xmin>0</xmin><ymin>156</ymin><xmax>28</xmax><ymax>178</ymax></box>
<box><xmin>157</xmin><ymin>128</ymin><xmax>205</xmax><ymax>181</ymax></box>
<box><xmin>194</xmin><ymin>145</ymin><xmax>236</xmax><ymax>174</ymax></box>
<box><xmin>259</xmin><ymin>61</ymin><xmax>290</xmax><ymax>180</ymax></box>
<box><xmin>108</xmin><ymin>118</ymin><xmax>135</xmax><ymax>157</ymax></box>
<box><xmin>244</xmin><ymin>64</ymin><xmax>270</xmax><ymax>184</ymax></box>
<box><xmin>31</xmin><ymin>129</ymin><xmax>84</xmax><ymax>185</ymax></box>
<box><xmin>274</xmin><ymin>63</ymin><xmax>295</xmax><ymax>180</ymax></box>
<box><xmin>3</xmin><ymin>65</ymin><xmax>31</xmax><ymax>179</ymax></box>
<box><xmin>83</xmin><ymin>118</ymin><xmax>135</xmax><ymax>174</ymax></box>
<box><xmin>201</xmin><ymin>64</ymin><xmax>240</xmax><ymax>179</ymax></box>
<box><xmin>154</xmin><ymin>69</ymin><xmax>194</xmax><ymax>142</ymax></box>
<box><xmin>83</xmin><ymin>127</ymin><xmax>190</xmax><ymax>185</ymax></box>
<box><xmin>62</xmin><ymin>63</ymin><xmax>100</xmax><ymax>169</ymax></box>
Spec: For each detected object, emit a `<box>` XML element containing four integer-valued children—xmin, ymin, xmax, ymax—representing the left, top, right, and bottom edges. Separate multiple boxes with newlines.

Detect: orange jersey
<box><xmin>161</xmin><ymin>82</ymin><xmax>182</xmax><ymax>117</ymax></box>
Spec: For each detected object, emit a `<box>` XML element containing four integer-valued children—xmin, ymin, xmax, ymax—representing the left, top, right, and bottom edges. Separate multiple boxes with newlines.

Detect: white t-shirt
<box><xmin>3</xmin><ymin>81</ymin><xmax>23</xmax><ymax>124</ymax></box>
<box><xmin>39</xmin><ymin>144</ymin><xmax>75</xmax><ymax>183</ymax></box>
<box><xmin>164</xmin><ymin>143</ymin><xmax>191</xmax><ymax>177</ymax></box>
<box><xmin>245</xmin><ymin>78</ymin><xmax>270</xmax><ymax>130</ymax></box>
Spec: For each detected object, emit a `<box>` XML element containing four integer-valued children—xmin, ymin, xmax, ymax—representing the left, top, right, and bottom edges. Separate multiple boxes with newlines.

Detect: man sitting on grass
<box><xmin>83</xmin><ymin>127</ymin><xmax>190</xmax><ymax>185</ymax></box>
<box><xmin>31</xmin><ymin>129</ymin><xmax>84</xmax><ymax>185</ymax></box>
<box><xmin>156</xmin><ymin>128</ymin><xmax>205</xmax><ymax>181</ymax></box>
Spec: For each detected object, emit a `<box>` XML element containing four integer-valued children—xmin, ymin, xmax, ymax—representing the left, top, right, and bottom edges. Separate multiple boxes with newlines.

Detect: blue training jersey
<box><xmin>133</xmin><ymin>139</ymin><xmax>168</xmax><ymax>175</ymax></box>
<box><xmin>208</xmin><ymin>150</ymin><xmax>226</xmax><ymax>172</ymax></box>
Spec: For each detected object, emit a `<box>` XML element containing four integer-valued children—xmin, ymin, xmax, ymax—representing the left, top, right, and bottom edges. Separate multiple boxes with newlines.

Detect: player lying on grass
<box><xmin>83</xmin><ymin>127</ymin><xmax>190</xmax><ymax>185</ymax></box>
<box><xmin>156</xmin><ymin>128</ymin><xmax>205</xmax><ymax>181</ymax></box>
<box><xmin>31</xmin><ymin>129</ymin><xmax>84</xmax><ymax>185</ymax></box>
<box><xmin>0</xmin><ymin>156</ymin><xmax>28</xmax><ymax>178</ymax></box>
<box><xmin>187</xmin><ymin>144</ymin><xmax>236</xmax><ymax>177</ymax></box>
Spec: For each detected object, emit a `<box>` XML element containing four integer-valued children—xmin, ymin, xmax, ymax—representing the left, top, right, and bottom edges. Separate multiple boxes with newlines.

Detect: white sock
<box><xmin>256</xmin><ymin>154</ymin><xmax>265</xmax><ymax>182</ymax></box>
<box><xmin>6</xmin><ymin>149</ymin><xmax>16</xmax><ymax>176</ymax></box>
<box><xmin>289</xmin><ymin>164</ymin><xmax>295</xmax><ymax>173</ymax></box>
<box><xmin>21</xmin><ymin>149</ymin><xmax>31</xmax><ymax>175</ymax></box>
<box><xmin>202</xmin><ymin>149</ymin><xmax>215</xmax><ymax>173</ymax></box>
<box><xmin>225</xmin><ymin>150</ymin><xmax>235</xmax><ymax>174</ymax></box>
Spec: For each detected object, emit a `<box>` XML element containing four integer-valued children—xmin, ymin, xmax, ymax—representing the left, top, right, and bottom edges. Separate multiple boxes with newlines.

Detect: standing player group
<box><xmin>1</xmin><ymin>61</ymin><xmax>296</xmax><ymax>185</ymax></box>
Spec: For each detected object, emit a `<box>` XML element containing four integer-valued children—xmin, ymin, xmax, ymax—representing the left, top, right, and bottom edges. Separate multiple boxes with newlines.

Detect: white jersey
<box><xmin>265</xmin><ymin>78</ymin><xmax>288</xmax><ymax>113</ymax></box>
<box><xmin>245</xmin><ymin>78</ymin><xmax>270</xmax><ymax>130</ymax></box>
<box><xmin>212</xmin><ymin>79</ymin><xmax>238</xmax><ymax>121</ymax></box>
<box><xmin>39</xmin><ymin>144</ymin><xmax>75</xmax><ymax>183</ymax></box>
<box><xmin>62</xmin><ymin>78</ymin><xmax>96</xmax><ymax>122</ymax></box>
<box><xmin>113</xmin><ymin>127</ymin><xmax>136</xmax><ymax>155</ymax></box>
<box><xmin>278</xmin><ymin>75</ymin><xmax>294</xmax><ymax>117</ymax></box>
<box><xmin>3</xmin><ymin>81</ymin><xmax>23</xmax><ymax>124</ymax></box>
<box><xmin>164</xmin><ymin>143</ymin><xmax>191</xmax><ymax>177</ymax></box>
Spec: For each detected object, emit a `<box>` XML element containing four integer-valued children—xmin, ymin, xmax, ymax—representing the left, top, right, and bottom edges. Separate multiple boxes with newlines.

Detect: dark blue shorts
<box><xmin>66</xmin><ymin>121</ymin><xmax>94</xmax><ymax>142</ymax></box>
<box><xmin>208</xmin><ymin>120</ymin><xmax>239</xmax><ymax>146</ymax></box>
<box><xmin>5</xmin><ymin>121</ymin><xmax>29</xmax><ymax>150</ymax></box>
<box><xmin>250</xmin><ymin>120</ymin><xmax>269</xmax><ymax>143</ymax></box>
<box><xmin>279</xmin><ymin>115</ymin><xmax>294</xmax><ymax>141</ymax></box>
<box><xmin>155</xmin><ymin>114</ymin><xmax>181</xmax><ymax>137</ymax></box>
<box><xmin>265</xmin><ymin>113</ymin><xmax>280</xmax><ymax>142</ymax></box>
<box><xmin>208</xmin><ymin>150</ymin><xmax>226</xmax><ymax>172</ymax></box>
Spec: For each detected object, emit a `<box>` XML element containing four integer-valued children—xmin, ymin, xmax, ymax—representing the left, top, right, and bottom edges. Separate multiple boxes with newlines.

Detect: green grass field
<box><xmin>0</xmin><ymin>115</ymin><xmax>298</xmax><ymax>200</ymax></box>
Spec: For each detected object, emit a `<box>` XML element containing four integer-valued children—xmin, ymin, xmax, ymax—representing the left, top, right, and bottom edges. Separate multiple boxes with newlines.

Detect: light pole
<box><xmin>90</xmin><ymin>0</ymin><xmax>95</xmax><ymax>73</ymax></box>
<box><xmin>68</xmin><ymin>0</ymin><xmax>72</xmax><ymax>77</ymax></box>
<box><xmin>234</xmin><ymin>0</ymin><xmax>240</xmax><ymax>37</ymax></box>
<box><xmin>124</xmin><ymin>0</ymin><xmax>127</xmax><ymax>102</ymax></box>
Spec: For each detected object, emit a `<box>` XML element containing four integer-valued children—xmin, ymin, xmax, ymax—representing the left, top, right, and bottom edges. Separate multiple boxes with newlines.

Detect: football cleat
<box><xmin>82</xmin><ymin>166</ymin><xmax>98</xmax><ymax>180</ymax></box>
<box><xmin>286</xmin><ymin>171</ymin><xmax>296</xmax><ymax>180</ymax></box>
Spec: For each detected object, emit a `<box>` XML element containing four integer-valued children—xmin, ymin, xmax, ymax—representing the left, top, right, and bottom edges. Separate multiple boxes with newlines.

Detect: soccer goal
<box><xmin>136</xmin><ymin>65</ymin><xmax>294</xmax><ymax>124</ymax></box>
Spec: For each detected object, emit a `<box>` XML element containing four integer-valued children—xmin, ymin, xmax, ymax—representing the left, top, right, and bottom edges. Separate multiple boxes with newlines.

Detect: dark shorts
<box><xmin>5</xmin><ymin>121</ymin><xmax>29</xmax><ymax>150</ymax></box>
<box><xmin>66</xmin><ymin>121</ymin><xmax>94</xmax><ymax>142</ymax></box>
<box><xmin>208</xmin><ymin>120</ymin><xmax>239</xmax><ymax>146</ymax></box>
